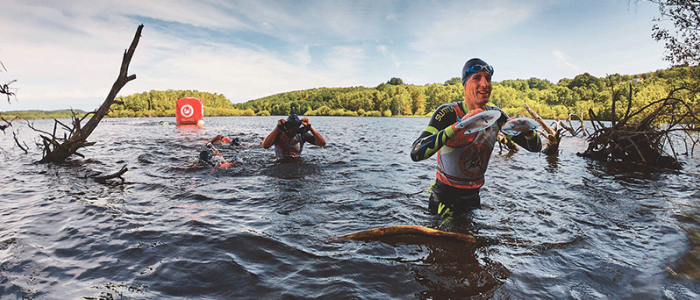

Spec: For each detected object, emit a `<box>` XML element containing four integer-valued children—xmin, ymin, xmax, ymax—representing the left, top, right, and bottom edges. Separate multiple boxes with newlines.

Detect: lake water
<box><xmin>1</xmin><ymin>116</ymin><xmax>699</xmax><ymax>299</ymax></box>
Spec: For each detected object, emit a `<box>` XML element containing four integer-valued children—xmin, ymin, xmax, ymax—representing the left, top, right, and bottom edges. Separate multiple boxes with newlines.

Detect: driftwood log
<box><xmin>330</xmin><ymin>225</ymin><xmax>477</xmax><ymax>244</ymax></box>
<box><xmin>37</xmin><ymin>24</ymin><xmax>143</xmax><ymax>164</ymax></box>
<box><xmin>91</xmin><ymin>165</ymin><xmax>128</xmax><ymax>184</ymax></box>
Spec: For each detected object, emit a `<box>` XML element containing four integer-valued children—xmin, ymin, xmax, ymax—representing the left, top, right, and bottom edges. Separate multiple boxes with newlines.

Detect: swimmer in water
<box><xmin>198</xmin><ymin>142</ymin><xmax>232</xmax><ymax>168</ymax></box>
<box><xmin>410</xmin><ymin>58</ymin><xmax>542</xmax><ymax>218</ymax></box>
<box><xmin>209</xmin><ymin>135</ymin><xmax>243</xmax><ymax>147</ymax></box>
<box><xmin>262</xmin><ymin>114</ymin><xmax>326</xmax><ymax>159</ymax></box>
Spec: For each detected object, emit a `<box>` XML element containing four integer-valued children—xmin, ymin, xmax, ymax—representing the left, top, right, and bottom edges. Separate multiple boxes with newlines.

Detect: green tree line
<box><xmin>1</xmin><ymin>109</ymin><xmax>87</xmax><ymax>120</ymax></box>
<box><xmin>233</xmin><ymin>66</ymin><xmax>699</xmax><ymax>123</ymax></box>
<box><xmin>4</xmin><ymin>66</ymin><xmax>698</xmax><ymax>123</ymax></box>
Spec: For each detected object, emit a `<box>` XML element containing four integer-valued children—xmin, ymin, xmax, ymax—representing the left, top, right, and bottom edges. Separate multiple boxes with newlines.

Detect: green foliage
<box><xmin>106</xmin><ymin>89</ymin><xmax>235</xmax><ymax>118</ymax></box>
<box><xmin>10</xmin><ymin>67</ymin><xmax>697</xmax><ymax>122</ymax></box>
<box><xmin>1</xmin><ymin>109</ymin><xmax>88</xmax><ymax>120</ymax></box>
<box><xmin>227</xmin><ymin>65</ymin><xmax>699</xmax><ymax>121</ymax></box>
<box><xmin>387</xmin><ymin>77</ymin><xmax>405</xmax><ymax>85</ymax></box>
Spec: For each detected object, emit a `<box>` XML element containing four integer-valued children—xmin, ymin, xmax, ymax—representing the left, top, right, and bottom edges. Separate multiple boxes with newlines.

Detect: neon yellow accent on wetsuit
<box><xmin>437</xmin><ymin>203</ymin><xmax>453</xmax><ymax>220</ymax></box>
<box><xmin>427</xmin><ymin>179</ymin><xmax>435</xmax><ymax>194</ymax></box>
<box><xmin>415</xmin><ymin>126</ymin><xmax>456</xmax><ymax>161</ymax></box>
<box><xmin>525</xmin><ymin>130</ymin><xmax>538</xmax><ymax>140</ymax></box>
<box><xmin>424</xmin><ymin>126</ymin><xmax>439</xmax><ymax>135</ymax></box>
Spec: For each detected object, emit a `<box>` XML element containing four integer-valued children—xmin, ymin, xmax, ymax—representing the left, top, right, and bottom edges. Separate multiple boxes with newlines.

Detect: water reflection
<box><xmin>412</xmin><ymin>240</ymin><xmax>510</xmax><ymax>300</ymax></box>
<box><xmin>545</xmin><ymin>155</ymin><xmax>559</xmax><ymax>173</ymax></box>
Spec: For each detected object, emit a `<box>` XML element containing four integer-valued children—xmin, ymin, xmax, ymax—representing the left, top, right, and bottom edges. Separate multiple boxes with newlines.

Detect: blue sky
<box><xmin>0</xmin><ymin>0</ymin><xmax>671</xmax><ymax>111</ymax></box>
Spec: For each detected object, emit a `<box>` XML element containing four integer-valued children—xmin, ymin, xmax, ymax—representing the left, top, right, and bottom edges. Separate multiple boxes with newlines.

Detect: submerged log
<box><xmin>330</xmin><ymin>225</ymin><xmax>477</xmax><ymax>244</ymax></box>
<box><xmin>37</xmin><ymin>24</ymin><xmax>144</xmax><ymax>163</ymax></box>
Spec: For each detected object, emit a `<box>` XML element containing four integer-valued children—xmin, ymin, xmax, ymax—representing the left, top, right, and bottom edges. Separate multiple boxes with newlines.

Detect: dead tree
<box><xmin>1</xmin><ymin>79</ymin><xmax>17</xmax><ymax>104</ymax></box>
<box><xmin>37</xmin><ymin>24</ymin><xmax>143</xmax><ymax>164</ymax></box>
<box><xmin>567</xmin><ymin>112</ymin><xmax>589</xmax><ymax>136</ymax></box>
<box><xmin>524</xmin><ymin>103</ymin><xmax>561</xmax><ymax>156</ymax></box>
<box><xmin>578</xmin><ymin>82</ymin><xmax>700</xmax><ymax>169</ymax></box>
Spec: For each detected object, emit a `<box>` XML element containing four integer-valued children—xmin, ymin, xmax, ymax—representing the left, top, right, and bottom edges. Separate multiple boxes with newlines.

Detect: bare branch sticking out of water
<box><xmin>1</xmin><ymin>79</ymin><xmax>17</xmax><ymax>104</ymax></box>
<box><xmin>91</xmin><ymin>165</ymin><xmax>129</xmax><ymax>184</ymax></box>
<box><xmin>37</xmin><ymin>24</ymin><xmax>144</xmax><ymax>163</ymax></box>
<box><xmin>525</xmin><ymin>103</ymin><xmax>561</xmax><ymax>156</ymax></box>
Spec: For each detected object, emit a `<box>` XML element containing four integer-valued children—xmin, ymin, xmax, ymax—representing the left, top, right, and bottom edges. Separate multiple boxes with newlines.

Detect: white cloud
<box><xmin>553</xmin><ymin>50</ymin><xmax>579</xmax><ymax>71</ymax></box>
<box><xmin>0</xmin><ymin>0</ymin><xmax>673</xmax><ymax>111</ymax></box>
<box><xmin>408</xmin><ymin>0</ymin><xmax>543</xmax><ymax>53</ymax></box>
<box><xmin>378</xmin><ymin>45</ymin><xmax>401</xmax><ymax>68</ymax></box>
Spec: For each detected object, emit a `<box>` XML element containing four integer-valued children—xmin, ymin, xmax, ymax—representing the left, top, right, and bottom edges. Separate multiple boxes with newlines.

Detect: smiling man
<box><xmin>410</xmin><ymin>58</ymin><xmax>542</xmax><ymax>218</ymax></box>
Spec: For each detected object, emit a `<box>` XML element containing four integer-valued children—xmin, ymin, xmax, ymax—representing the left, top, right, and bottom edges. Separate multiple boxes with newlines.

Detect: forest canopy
<box><xmin>5</xmin><ymin>66</ymin><xmax>698</xmax><ymax>122</ymax></box>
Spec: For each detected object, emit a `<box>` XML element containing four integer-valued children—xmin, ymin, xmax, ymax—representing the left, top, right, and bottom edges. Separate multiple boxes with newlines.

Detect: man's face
<box><xmin>285</xmin><ymin>126</ymin><xmax>299</xmax><ymax>137</ymax></box>
<box><xmin>464</xmin><ymin>72</ymin><xmax>492</xmax><ymax>108</ymax></box>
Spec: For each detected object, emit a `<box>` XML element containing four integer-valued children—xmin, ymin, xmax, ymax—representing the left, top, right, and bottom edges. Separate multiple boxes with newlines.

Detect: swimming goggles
<box><xmin>466</xmin><ymin>64</ymin><xmax>494</xmax><ymax>76</ymax></box>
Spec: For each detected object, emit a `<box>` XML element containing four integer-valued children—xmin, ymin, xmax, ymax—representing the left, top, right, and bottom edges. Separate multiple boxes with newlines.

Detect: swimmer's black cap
<box><xmin>461</xmin><ymin>58</ymin><xmax>494</xmax><ymax>86</ymax></box>
<box><xmin>199</xmin><ymin>150</ymin><xmax>212</xmax><ymax>161</ymax></box>
<box><xmin>286</xmin><ymin>114</ymin><xmax>301</xmax><ymax>127</ymax></box>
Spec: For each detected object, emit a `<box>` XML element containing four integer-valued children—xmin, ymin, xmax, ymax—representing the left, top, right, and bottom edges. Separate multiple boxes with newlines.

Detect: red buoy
<box><xmin>176</xmin><ymin>98</ymin><xmax>204</xmax><ymax>126</ymax></box>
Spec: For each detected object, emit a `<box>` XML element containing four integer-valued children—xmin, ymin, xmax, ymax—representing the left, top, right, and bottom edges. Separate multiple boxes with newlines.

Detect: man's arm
<box><xmin>410</xmin><ymin>105</ymin><xmax>460</xmax><ymax>161</ymax></box>
<box><xmin>262</xmin><ymin>119</ymin><xmax>284</xmax><ymax>149</ymax></box>
<box><xmin>495</xmin><ymin>110</ymin><xmax>542</xmax><ymax>153</ymax></box>
<box><xmin>509</xmin><ymin>130</ymin><xmax>542</xmax><ymax>152</ymax></box>
<box><xmin>301</xmin><ymin>118</ymin><xmax>326</xmax><ymax>147</ymax></box>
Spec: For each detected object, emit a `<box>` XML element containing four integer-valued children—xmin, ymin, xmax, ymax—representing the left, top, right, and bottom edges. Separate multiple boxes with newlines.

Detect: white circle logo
<box><xmin>181</xmin><ymin>104</ymin><xmax>194</xmax><ymax>117</ymax></box>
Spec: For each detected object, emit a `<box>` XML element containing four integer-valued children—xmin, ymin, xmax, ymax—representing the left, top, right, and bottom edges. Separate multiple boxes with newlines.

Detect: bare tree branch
<box><xmin>37</xmin><ymin>24</ymin><xmax>144</xmax><ymax>163</ymax></box>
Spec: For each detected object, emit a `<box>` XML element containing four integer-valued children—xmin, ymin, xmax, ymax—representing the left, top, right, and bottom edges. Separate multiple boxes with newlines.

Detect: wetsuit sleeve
<box><xmin>410</xmin><ymin>105</ymin><xmax>459</xmax><ymax>161</ymax></box>
<box><xmin>495</xmin><ymin>110</ymin><xmax>542</xmax><ymax>152</ymax></box>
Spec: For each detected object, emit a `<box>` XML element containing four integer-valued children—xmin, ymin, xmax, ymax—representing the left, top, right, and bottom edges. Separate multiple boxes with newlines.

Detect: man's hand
<box><xmin>300</xmin><ymin>117</ymin><xmax>311</xmax><ymax>132</ymax></box>
<box><xmin>453</xmin><ymin>109</ymin><xmax>483</xmax><ymax>130</ymax></box>
<box><xmin>501</xmin><ymin>116</ymin><xmax>538</xmax><ymax>136</ymax></box>
<box><xmin>277</xmin><ymin>119</ymin><xmax>286</xmax><ymax>130</ymax></box>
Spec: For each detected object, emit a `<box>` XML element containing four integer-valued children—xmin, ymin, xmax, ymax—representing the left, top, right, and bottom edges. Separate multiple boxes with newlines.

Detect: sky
<box><xmin>0</xmin><ymin>0</ymin><xmax>673</xmax><ymax>111</ymax></box>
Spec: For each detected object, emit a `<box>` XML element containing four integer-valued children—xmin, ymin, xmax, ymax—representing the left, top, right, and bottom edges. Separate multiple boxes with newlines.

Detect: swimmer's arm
<box><xmin>509</xmin><ymin>130</ymin><xmax>542</xmax><ymax>152</ymax></box>
<box><xmin>410</xmin><ymin>126</ymin><xmax>456</xmax><ymax>161</ymax></box>
<box><xmin>410</xmin><ymin>105</ymin><xmax>458</xmax><ymax>161</ymax></box>
<box><xmin>300</xmin><ymin>118</ymin><xmax>326</xmax><ymax>147</ymax></box>
<box><xmin>262</xmin><ymin>119</ymin><xmax>285</xmax><ymax>149</ymax></box>
<box><xmin>309</xmin><ymin>126</ymin><xmax>326</xmax><ymax>146</ymax></box>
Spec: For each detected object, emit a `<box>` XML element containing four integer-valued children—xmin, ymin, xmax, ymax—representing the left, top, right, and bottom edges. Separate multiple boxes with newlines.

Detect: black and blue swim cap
<box><xmin>461</xmin><ymin>58</ymin><xmax>494</xmax><ymax>86</ymax></box>
<box><xmin>284</xmin><ymin>114</ymin><xmax>302</xmax><ymax>130</ymax></box>
<box><xmin>287</xmin><ymin>114</ymin><xmax>301</xmax><ymax>127</ymax></box>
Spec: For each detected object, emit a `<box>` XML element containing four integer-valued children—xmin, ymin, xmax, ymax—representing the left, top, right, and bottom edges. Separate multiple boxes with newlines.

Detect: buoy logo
<box><xmin>181</xmin><ymin>105</ymin><xmax>194</xmax><ymax>117</ymax></box>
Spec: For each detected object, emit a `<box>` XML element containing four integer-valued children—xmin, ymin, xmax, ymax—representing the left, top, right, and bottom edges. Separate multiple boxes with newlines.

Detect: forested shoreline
<box><xmin>3</xmin><ymin>66</ymin><xmax>698</xmax><ymax>122</ymax></box>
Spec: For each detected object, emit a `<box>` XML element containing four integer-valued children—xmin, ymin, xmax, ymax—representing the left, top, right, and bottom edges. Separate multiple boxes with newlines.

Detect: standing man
<box><xmin>410</xmin><ymin>58</ymin><xmax>542</xmax><ymax>218</ymax></box>
<box><xmin>262</xmin><ymin>114</ymin><xmax>326</xmax><ymax>159</ymax></box>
